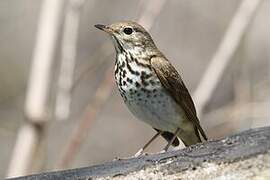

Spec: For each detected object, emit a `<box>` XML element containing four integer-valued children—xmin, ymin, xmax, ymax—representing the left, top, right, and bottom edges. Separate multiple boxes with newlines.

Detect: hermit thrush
<box><xmin>95</xmin><ymin>21</ymin><xmax>207</xmax><ymax>156</ymax></box>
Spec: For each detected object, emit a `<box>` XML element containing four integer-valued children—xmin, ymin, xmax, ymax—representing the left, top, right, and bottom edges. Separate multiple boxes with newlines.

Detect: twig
<box><xmin>55</xmin><ymin>0</ymin><xmax>86</xmax><ymax>121</ymax></box>
<box><xmin>56</xmin><ymin>0</ymin><xmax>167</xmax><ymax>169</ymax></box>
<box><xmin>7</xmin><ymin>0</ymin><xmax>64</xmax><ymax>177</ymax></box>
<box><xmin>193</xmin><ymin>0</ymin><xmax>262</xmax><ymax>116</ymax></box>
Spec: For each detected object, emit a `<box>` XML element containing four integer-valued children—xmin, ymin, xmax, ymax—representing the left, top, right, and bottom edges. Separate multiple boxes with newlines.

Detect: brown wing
<box><xmin>151</xmin><ymin>56</ymin><xmax>207</xmax><ymax>140</ymax></box>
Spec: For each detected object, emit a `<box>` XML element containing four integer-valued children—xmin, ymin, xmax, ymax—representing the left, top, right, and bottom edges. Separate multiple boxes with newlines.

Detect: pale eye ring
<box><xmin>123</xmin><ymin>27</ymin><xmax>133</xmax><ymax>35</ymax></box>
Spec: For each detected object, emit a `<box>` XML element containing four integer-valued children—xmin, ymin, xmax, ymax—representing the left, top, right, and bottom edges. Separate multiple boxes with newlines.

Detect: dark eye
<box><xmin>123</xmin><ymin>27</ymin><xmax>133</xmax><ymax>35</ymax></box>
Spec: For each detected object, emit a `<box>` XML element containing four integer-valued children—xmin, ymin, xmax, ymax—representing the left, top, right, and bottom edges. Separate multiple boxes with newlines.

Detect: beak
<box><xmin>94</xmin><ymin>24</ymin><xmax>114</xmax><ymax>34</ymax></box>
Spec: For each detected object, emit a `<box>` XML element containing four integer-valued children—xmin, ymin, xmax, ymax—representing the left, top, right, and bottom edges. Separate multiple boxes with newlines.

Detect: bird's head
<box><xmin>95</xmin><ymin>21</ymin><xmax>156</xmax><ymax>54</ymax></box>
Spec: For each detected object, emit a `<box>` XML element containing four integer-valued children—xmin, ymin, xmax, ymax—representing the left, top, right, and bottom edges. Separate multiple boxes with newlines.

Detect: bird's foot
<box><xmin>134</xmin><ymin>148</ymin><xmax>144</xmax><ymax>157</ymax></box>
<box><xmin>133</xmin><ymin>148</ymin><xmax>150</xmax><ymax>158</ymax></box>
<box><xmin>113</xmin><ymin>156</ymin><xmax>132</xmax><ymax>161</ymax></box>
<box><xmin>159</xmin><ymin>149</ymin><xmax>166</xmax><ymax>154</ymax></box>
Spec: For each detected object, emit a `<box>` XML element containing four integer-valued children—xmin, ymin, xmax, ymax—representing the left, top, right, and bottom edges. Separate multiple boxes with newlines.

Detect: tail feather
<box><xmin>178</xmin><ymin>126</ymin><xmax>202</xmax><ymax>146</ymax></box>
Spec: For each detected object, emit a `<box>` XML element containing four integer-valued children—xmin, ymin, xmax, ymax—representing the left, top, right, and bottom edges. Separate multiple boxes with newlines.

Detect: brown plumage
<box><xmin>95</xmin><ymin>21</ymin><xmax>207</xmax><ymax>155</ymax></box>
<box><xmin>151</xmin><ymin>56</ymin><xmax>207</xmax><ymax>144</ymax></box>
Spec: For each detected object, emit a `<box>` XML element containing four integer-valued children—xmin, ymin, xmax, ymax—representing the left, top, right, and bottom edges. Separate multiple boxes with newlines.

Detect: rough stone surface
<box><xmin>104</xmin><ymin>151</ymin><xmax>270</xmax><ymax>180</ymax></box>
<box><xmin>9</xmin><ymin>126</ymin><xmax>270</xmax><ymax>180</ymax></box>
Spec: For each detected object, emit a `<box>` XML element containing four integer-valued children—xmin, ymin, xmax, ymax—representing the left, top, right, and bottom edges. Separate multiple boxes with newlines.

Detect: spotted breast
<box><xmin>114</xmin><ymin>52</ymin><xmax>186</xmax><ymax>133</ymax></box>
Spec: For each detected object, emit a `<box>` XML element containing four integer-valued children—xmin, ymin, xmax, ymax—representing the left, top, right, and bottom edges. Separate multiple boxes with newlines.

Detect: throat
<box><xmin>125</xmin><ymin>46</ymin><xmax>151</xmax><ymax>60</ymax></box>
<box><xmin>112</xmin><ymin>36</ymin><xmax>124</xmax><ymax>53</ymax></box>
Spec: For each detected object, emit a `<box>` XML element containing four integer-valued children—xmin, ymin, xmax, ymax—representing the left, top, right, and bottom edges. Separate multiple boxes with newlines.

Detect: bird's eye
<box><xmin>123</xmin><ymin>27</ymin><xmax>133</xmax><ymax>35</ymax></box>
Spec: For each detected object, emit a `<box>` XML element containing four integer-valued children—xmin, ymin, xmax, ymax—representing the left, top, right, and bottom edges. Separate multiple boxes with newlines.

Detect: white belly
<box><xmin>114</xmin><ymin>53</ymin><xmax>186</xmax><ymax>132</ymax></box>
<box><xmin>124</xmin><ymin>86</ymin><xmax>185</xmax><ymax>132</ymax></box>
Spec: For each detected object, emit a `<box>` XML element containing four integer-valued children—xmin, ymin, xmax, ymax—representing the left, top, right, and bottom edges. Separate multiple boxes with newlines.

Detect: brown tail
<box><xmin>178</xmin><ymin>126</ymin><xmax>203</xmax><ymax>146</ymax></box>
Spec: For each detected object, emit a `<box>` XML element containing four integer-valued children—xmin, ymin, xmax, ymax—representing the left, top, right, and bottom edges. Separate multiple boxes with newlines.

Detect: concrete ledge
<box><xmin>9</xmin><ymin>126</ymin><xmax>270</xmax><ymax>180</ymax></box>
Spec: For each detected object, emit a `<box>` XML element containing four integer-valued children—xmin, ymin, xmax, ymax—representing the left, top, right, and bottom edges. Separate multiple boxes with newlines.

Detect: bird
<box><xmin>94</xmin><ymin>21</ymin><xmax>207</xmax><ymax>156</ymax></box>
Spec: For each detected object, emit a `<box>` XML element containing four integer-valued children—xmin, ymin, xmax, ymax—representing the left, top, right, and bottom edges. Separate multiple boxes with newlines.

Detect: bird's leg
<box><xmin>163</xmin><ymin>128</ymin><xmax>181</xmax><ymax>152</ymax></box>
<box><xmin>134</xmin><ymin>131</ymin><xmax>163</xmax><ymax>157</ymax></box>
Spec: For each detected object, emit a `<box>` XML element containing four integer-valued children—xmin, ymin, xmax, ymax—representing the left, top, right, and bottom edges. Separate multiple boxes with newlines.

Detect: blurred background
<box><xmin>1</xmin><ymin>0</ymin><xmax>270</xmax><ymax>178</ymax></box>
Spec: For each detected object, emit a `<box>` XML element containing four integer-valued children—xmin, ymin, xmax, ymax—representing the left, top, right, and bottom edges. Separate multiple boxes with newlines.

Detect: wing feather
<box><xmin>151</xmin><ymin>56</ymin><xmax>207</xmax><ymax>140</ymax></box>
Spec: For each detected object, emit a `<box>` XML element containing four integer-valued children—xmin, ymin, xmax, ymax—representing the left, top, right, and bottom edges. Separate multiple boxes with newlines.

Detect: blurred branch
<box><xmin>7</xmin><ymin>0</ymin><xmax>64</xmax><ymax>178</ymax></box>
<box><xmin>71</xmin><ymin>42</ymin><xmax>112</xmax><ymax>93</ymax></box>
<box><xmin>55</xmin><ymin>0</ymin><xmax>86</xmax><ymax>121</ymax></box>
<box><xmin>137</xmin><ymin>0</ymin><xmax>166</xmax><ymax>29</ymax></box>
<box><xmin>7</xmin><ymin>124</ymin><xmax>45</xmax><ymax>177</ymax></box>
<box><xmin>56</xmin><ymin>67</ymin><xmax>114</xmax><ymax>168</ymax></box>
<box><xmin>232</xmin><ymin>41</ymin><xmax>252</xmax><ymax>126</ymax></box>
<box><xmin>193</xmin><ymin>0</ymin><xmax>262</xmax><ymax>116</ymax></box>
<box><xmin>233</xmin><ymin>49</ymin><xmax>251</xmax><ymax>104</ymax></box>
<box><xmin>56</xmin><ymin>0</ymin><xmax>167</xmax><ymax>169</ymax></box>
